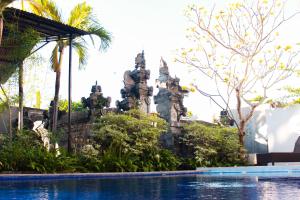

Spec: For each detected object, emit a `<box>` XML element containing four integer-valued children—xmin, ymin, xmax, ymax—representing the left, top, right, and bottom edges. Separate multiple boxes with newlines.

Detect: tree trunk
<box><xmin>0</xmin><ymin>17</ymin><xmax>3</xmax><ymax>46</ymax></box>
<box><xmin>238</xmin><ymin>120</ymin><xmax>246</xmax><ymax>146</ymax></box>
<box><xmin>52</xmin><ymin>69</ymin><xmax>61</xmax><ymax>132</ymax></box>
<box><xmin>8</xmin><ymin>104</ymin><xmax>12</xmax><ymax>142</ymax></box>
<box><xmin>0</xmin><ymin>84</ymin><xmax>12</xmax><ymax>142</ymax></box>
<box><xmin>51</xmin><ymin>47</ymin><xmax>64</xmax><ymax>132</ymax></box>
<box><xmin>18</xmin><ymin>62</ymin><xmax>24</xmax><ymax>130</ymax></box>
<box><xmin>235</xmin><ymin>87</ymin><xmax>244</xmax><ymax>147</ymax></box>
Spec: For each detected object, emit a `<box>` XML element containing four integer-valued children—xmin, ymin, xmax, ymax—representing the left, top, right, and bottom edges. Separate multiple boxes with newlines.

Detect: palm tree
<box><xmin>29</xmin><ymin>1</ymin><xmax>111</xmax><ymax>141</ymax></box>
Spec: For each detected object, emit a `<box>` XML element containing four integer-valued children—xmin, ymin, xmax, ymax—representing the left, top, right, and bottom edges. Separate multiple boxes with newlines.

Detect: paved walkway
<box><xmin>0</xmin><ymin>170</ymin><xmax>201</xmax><ymax>180</ymax></box>
<box><xmin>2</xmin><ymin>166</ymin><xmax>300</xmax><ymax>181</ymax></box>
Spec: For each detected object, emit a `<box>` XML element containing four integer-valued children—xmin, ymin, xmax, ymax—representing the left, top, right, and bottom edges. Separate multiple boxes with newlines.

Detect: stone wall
<box><xmin>59</xmin><ymin>122</ymin><xmax>93</xmax><ymax>153</ymax></box>
<box><xmin>55</xmin><ymin>111</ymin><xmax>92</xmax><ymax>152</ymax></box>
<box><xmin>0</xmin><ymin>107</ymin><xmax>45</xmax><ymax>133</ymax></box>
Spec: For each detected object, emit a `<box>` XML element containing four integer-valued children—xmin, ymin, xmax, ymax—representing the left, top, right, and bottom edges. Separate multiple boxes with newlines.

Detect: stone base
<box><xmin>160</xmin><ymin>132</ymin><xmax>174</xmax><ymax>149</ymax></box>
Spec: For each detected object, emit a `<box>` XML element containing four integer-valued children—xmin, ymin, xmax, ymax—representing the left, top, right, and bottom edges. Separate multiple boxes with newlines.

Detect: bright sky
<box><xmin>11</xmin><ymin>0</ymin><xmax>300</xmax><ymax>122</ymax></box>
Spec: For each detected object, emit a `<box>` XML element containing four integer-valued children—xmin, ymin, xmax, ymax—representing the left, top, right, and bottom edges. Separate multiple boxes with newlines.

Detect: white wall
<box><xmin>240</xmin><ymin>104</ymin><xmax>300</xmax><ymax>153</ymax></box>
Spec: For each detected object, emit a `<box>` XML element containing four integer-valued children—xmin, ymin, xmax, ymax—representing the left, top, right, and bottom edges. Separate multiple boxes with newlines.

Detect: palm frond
<box><xmin>87</xmin><ymin>21</ymin><xmax>112</xmax><ymax>51</ymax></box>
<box><xmin>67</xmin><ymin>2</ymin><xmax>111</xmax><ymax>51</ymax></box>
<box><xmin>28</xmin><ymin>0</ymin><xmax>61</xmax><ymax>22</ymax></box>
<box><xmin>27</xmin><ymin>0</ymin><xmax>44</xmax><ymax>17</ymax></box>
<box><xmin>72</xmin><ymin>40</ymin><xmax>88</xmax><ymax>70</ymax></box>
<box><xmin>67</xmin><ymin>2</ymin><xmax>91</xmax><ymax>29</ymax></box>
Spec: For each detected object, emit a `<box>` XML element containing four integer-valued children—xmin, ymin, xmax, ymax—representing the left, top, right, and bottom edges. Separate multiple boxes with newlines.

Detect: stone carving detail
<box><xmin>154</xmin><ymin>58</ymin><xmax>188</xmax><ymax>125</ymax></box>
<box><xmin>81</xmin><ymin>81</ymin><xmax>111</xmax><ymax>119</ymax></box>
<box><xmin>116</xmin><ymin>51</ymin><xmax>153</xmax><ymax>113</ymax></box>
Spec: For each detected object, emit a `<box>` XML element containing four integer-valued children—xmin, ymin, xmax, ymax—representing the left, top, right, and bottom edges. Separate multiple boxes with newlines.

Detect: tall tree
<box><xmin>29</xmin><ymin>0</ymin><xmax>111</xmax><ymax>139</ymax></box>
<box><xmin>177</xmin><ymin>0</ymin><xmax>300</xmax><ymax>147</ymax></box>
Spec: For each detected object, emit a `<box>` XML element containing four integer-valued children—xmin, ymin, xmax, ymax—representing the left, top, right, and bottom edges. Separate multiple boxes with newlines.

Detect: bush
<box><xmin>180</xmin><ymin>123</ymin><xmax>246</xmax><ymax>168</ymax></box>
<box><xmin>0</xmin><ymin>119</ymin><xmax>180</xmax><ymax>173</ymax></box>
<box><xmin>0</xmin><ymin>113</ymin><xmax>246</xmax><ymax>173</ymax></box>
<box><xmin>0</xmin><ymin>131</ymin><xmax>83</xmax><ymax>173</ymax></box>
<box><xmin>58</xmin><ymin>99</ymin><xmax>87</xmax><ymax>112</ymax></box>
<box><xmin>92</xmin><ymin>110</ymin><xmax>180</xmax><ymax>172</ymax></box>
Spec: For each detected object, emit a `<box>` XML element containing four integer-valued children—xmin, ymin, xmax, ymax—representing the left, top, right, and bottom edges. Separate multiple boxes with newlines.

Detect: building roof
<box><xmin>2</xmin><ymin>7</ymin><xmax>90</xmax><ymax>42</ymax></box>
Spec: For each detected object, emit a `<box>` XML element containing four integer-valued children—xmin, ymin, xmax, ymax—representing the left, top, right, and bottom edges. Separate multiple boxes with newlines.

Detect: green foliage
<box><xmin>93</xmin><ymin>110</ymin><xmax>168</xmax><ymax>155</ymax></box>
<box><xmin>0</xmin><ymin>111</ymin><xmax>247</xmax><ymax>173</ymax></box>
<box><xmin>0</xmin><ymin>100</ymin><xmax>6</xmax><ymax>113</ymax></box>
<box><xmin>30</xmin><ymin>0</ymin><xmax>111</xmax><ymax>70</ymax></box>
<box><xmin>0</xmin><ymin>111</ymin><xmax>180</xmax><ymax>173</ymax></box>
<box><xmin>0</xmin><ymin>130</ymin><xmax>83</xmax><ymax>173</ymax></box>
<box><xmin>181</xmin><ymin>123</ymin><xmax>246</xmax><ymax>168</ymax></box>
<box><xmin>58</xmin><ymin>99</ymin><xmax>87</xmax><ymax>112</ymax></box>
<box><xmin>92</xmin><ymin>110</ymin><xmax>180</xmax><ymax>172</ymax></box>
<box><xmin>0</xmin><ymin>24</ymin><xmax>40</xmax><ymax>84</ymax></box>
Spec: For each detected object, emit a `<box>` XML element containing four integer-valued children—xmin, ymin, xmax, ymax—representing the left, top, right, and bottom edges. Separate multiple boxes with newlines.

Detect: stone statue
<box><xmin>116</xmin><ymin>51</ymin><xmax>153</xmax><ymax>113</ymax></box>
<box><xmin>154</xmin><ymin>58</ymin><xmax>188</xmax><ymax>125</ymax></box>
<box><xmin>135</xmin><ymin>51</ymin><xmax>146</xmax><ymax>69</ymax></box>
<box><xmin>81</xmin><ymin>81</ymin><xmax>111</xmax><ymax>119</ymax></box>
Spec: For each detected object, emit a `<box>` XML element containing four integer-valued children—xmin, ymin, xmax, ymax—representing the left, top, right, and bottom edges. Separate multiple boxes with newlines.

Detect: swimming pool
<box><xmin>1</xmin><ymin>172</ymin><xmax>300</xmax><ymax>200</ymax></box>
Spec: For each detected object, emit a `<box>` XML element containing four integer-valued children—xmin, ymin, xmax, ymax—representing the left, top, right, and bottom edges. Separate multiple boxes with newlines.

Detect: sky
<box><xmin>10</xmin><ymin>0</ymin><xmax>300</xmax><ymax>122</ymax></box>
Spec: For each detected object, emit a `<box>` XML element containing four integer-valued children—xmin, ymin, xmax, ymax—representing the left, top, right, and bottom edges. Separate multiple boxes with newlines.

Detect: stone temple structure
<box><xmin>154</xmin><ymin>58</ymin><xmax>189</xmax><ymax>148</ymax></box>
<box><xmin>154</xmin><ymin>58</ymin><xmax>189</xmax><ymax>126</ymax></box>
<box><xmin>81</xmin><ymin>82</ymin><xmax>111</xmax><ymax>120</ymax></box>
<box><xmin>116</xmin><ymin>51</ymin><xmax>153</xmax><ymax>113</ymax></box>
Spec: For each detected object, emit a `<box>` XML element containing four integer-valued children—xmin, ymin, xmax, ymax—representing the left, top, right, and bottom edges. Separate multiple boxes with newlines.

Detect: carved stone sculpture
<box><xmin>116</xmin><ymin>51</ymin><xmax>153</xmax><ymax>113</ymax></box>
<box><xmin>81</xmin><ymin>81</ymin><xmax>111</xmax><ymax>119</ymax></box>
<box><xmin>154</xmin><ymin>58</ymin><xmax>188</xmax><ymax>125</ymax></box>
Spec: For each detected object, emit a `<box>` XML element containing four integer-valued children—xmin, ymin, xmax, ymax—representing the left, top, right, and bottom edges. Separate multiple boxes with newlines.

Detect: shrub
<box><xmin>58</xmin><ymin>99</ymin><xmax>87</xmax><ymax>112</ymax></box>
<box><xmin>93</xmin><ymin>110</ymin><xmax>180</xmax><ymax>172</ymax></box>
<box><xmin>0</xmin><ymin>131</ymin><xmax>83</xmax><ymax>173</ymax></box>
<box><xmin>180</xmin><ymin>122</ymin><xmax>246</xmax><ymax>168</ymax></box>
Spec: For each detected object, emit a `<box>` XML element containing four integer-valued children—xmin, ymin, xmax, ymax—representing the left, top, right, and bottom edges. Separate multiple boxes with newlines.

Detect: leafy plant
<box><xmin>92</xmin><ymin>109</ymin><xmax>180</xmax><ymax>172</ymax></box>
<box><xmin>0</xmin><ymin>130</ymin><xmax>84</xmax><ymax>173</ymax></box>
<box><xmin>58</xmin><ymin>99</ymin><xmax>87</xmax><ymax>112</ymax></box>
<box><xmin>180</xmin><ymin>122</ymin><xmax>246</xmax><ymax>168</ymax></box>
<box><xmin>93</xmin><ymin>110</ymin><xmax>168</xmax><ymax>156</ymax></box>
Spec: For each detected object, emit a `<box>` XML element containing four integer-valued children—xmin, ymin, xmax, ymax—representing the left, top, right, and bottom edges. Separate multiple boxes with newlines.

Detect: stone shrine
<box><xmin>116</xmin><ymin>51</ymin><xmax>153</xmax><ymax>113</ymax></box>
<box><xmin>81</xmin><ymin>82</ymin><xmax>111</xmax><ymax>120</ymax></box>
<box><xmin>154</xmin><ymin>58</ymin><xmax>189</xmax><ymax>127</ymax></box>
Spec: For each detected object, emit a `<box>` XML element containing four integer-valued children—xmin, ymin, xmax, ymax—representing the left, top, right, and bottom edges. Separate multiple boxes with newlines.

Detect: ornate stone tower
<box><xmin>116</xmin><ymin>51</ymin><xmax>153</xmax><ymax>113</ymax></box>
<box><xmin>81</xmin><ymin>82</ymin><xmax>111</xmax><ymax>120</ymax></box>
<box><xmin>154</xmin><ymin>58</ymin><xmax>189</xmax><ymax>127</ymax></box>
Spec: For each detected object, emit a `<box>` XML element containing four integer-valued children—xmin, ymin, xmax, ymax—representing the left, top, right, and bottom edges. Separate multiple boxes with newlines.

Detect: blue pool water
<box><xmin>1</xmin><ymin>174</ymin><xmax>300</xmax><ymax>200</ymax></box>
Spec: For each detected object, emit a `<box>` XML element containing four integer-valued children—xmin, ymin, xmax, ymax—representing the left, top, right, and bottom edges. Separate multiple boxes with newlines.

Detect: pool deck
<box><xmin>1</xmin><ymin>166</ymin><xmax>300</xmax><ymax>180</ymax></box>
<box><xmin>0</xmin><ymin>170</ymin><xmax>200</xmax><ymax>181</ymax></box>
<box><xmin>197</xmin><ymin>165</ymin><xmax>300</xmax><ymax>174</ymax></box>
